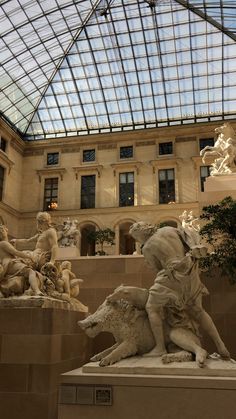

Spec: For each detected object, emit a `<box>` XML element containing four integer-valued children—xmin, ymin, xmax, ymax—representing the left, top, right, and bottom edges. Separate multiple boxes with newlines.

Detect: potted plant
<box><xmin>87</xmin><ymin>228</ymin><xmax>115</xmax><ymax>255</ymax></box>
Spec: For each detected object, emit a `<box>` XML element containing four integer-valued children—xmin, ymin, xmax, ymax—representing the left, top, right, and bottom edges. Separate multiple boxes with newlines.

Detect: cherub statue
<box><xmin>56</xmin><ymin>260</ymin><xmax>88</xmax><ymax>312</ymax></box>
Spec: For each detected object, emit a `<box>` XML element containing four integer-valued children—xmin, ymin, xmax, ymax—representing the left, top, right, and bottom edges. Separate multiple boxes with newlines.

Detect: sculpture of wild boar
<box><xmin>78</xmin><ymin>285</ymin><xmax>192</xmax><ymax>366</ymax></box>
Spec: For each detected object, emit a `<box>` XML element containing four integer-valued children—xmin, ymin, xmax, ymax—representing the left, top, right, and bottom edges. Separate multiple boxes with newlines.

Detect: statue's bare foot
<box><xmin>143</xmin><ymin>347</ymin><xmax>167</xmax><ymax>358</ymax></box>
<box><xmin>195</xmin><ymin>348</ymin><xmax>208</xmax><ymax>368</ymax></box>
<box><xmin>218</xmin><ymin>345</ymin><xmax>230</xmax><ymax>360</ymax></box>
<box><xmin>35</xmin><ymin>290</ymin><xmax>44</xmax><ymax>296</ymax></box>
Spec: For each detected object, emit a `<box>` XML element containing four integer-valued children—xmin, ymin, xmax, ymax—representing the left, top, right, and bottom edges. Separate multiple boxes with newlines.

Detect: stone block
<box><xmin>95</xmin><ymin>258</ymin><xmax>125</xmax><ymax>273</ymax></box>
<box><xmin>106</xmin><ymin>272</ymin><xmax>142</xmax><ymax>288</ymax></box>
<box><xmin>61</xmin><ymin>334</ymin><xmax>88</xmax><ymax>361</ymax></box>
<box><xmin>211</xmin><ymin>293</ymin><xmax>236</xmax><ymax>314</ymax></box>
<box><xmin>0</xmin><ymin>364</ymin><xmax>29</xmax><ymax>392</ymax></box>
<box><xmin>0</xmin><ymin>392</ymin><xmax>49</xmax><ymax>419</ymax></box>
<box><xmin>125</xmin><ymin>256</ymin><xmax>145</xmax><ymax>273</ymax></box>
<box><xmin>0</xmin><ymin>308</ymin><xmax>33</xmax><ymax>335</ymax></box>
<box><xmin>1</xmin><ymin>334</ymin><xmax>62</xmax><ymax>364</ymax></box>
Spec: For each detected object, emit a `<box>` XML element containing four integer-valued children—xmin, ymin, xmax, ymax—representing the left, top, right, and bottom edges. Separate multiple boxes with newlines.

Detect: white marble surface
<box><xmin>82</xmin><ymin>355</ymin><xmax>236</xmax><ymax>377</ymax></box>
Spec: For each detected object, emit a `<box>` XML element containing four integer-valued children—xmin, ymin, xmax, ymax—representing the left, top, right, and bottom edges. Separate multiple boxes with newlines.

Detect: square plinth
<box><xmin>58</xmin><ymin>358</ymin><xmax>236</xmax><ymax>419</ymax></box>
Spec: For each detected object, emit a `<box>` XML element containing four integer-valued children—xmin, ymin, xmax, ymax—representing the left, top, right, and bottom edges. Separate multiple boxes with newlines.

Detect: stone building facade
<box><xmin>0</xmin><ymin>117</ymin><xmax>231</xmax><ymax>255</ymax></box>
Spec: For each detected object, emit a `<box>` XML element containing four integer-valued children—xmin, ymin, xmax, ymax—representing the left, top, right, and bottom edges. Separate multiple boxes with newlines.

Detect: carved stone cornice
<box><xmin>73</xmin><ymin>165</ymin><xmax>103</xmax><ymax>179</ymax></box>
<box><xmin>36</xmin><ymin>168</ymin><xmax>66</xmax><ymax>182</ymax></box>
<box><xmin>110</xmin><ymin>161</ymin><xmax>142</xmax><ymax>176</ymax></box>
<box><xmin>191</xmin><ymin>156</ymin><xmax>213</xmax><ymax>170</ymax></box>
<box><xmin>0</xmin><ymin>150</ymin><xmax>14</xmax><ymax>173</ymax></box>
<box><xmin>150</xmin><ymin>158</ymin><xmax>183</xmax><ymax>174</ymax></box>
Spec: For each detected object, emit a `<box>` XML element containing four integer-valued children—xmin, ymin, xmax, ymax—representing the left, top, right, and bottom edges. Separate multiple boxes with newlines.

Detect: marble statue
<box><xmin>56</xmin><ymin>219</ymin><xmax>81</xmax><ymax>249</ymax></box>
<box><xmin>200</xmin><ymin>122</ymin><xmax>236</xmax><ymax>175</ymax></box>
<box><xmin>79</xmin><ymin>287</ymin><xmax>194</xmax><ymax>367</ymax></box>
<box><xmin>11</xmin><ymin>211</ymin><xmax>58</xmax><ymax>271</ymax></box>
<box><xmin>0</xmin><ymin>213</ymin><xmax>88</xmax><ymax>311</ymax></box>
<box><xmin>79</xmin><ymin>220</ymin><xmax>230</xmax><ymax>367</ymax></box>
<box><xmin>0</xmin><ymin>224</ymin><xmax>45</xmax><ymax>297</ymax></box>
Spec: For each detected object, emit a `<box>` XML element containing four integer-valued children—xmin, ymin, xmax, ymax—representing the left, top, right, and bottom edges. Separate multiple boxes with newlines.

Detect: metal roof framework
<box><xmin>0</xmin><ymin>0</ymin><xmax>236</xmax><ymax>140</ymax></box>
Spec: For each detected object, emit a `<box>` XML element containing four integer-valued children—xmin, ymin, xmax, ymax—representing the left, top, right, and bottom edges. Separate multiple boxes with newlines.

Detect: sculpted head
<box><xmin>61</xmin><ymin>260</ymin><xmax>71</xmax><ymax>270</ymax></box>
<box><xmin>0</xmin><ymin>224</ymin><xmax>8</xmax><ymax>241</ymax></box>
<box><xmin>36</xmin><ymin>212</ymin><xmax>52</xmax><ymax>227</ymax></box>
<box><xmin>215</xmin><ymin>122</ymin><xmax>236</xmax><ymax>139</ymax></box>
<box><xmin>129</xmin><ymin>221</ymin><xmax>157</xmax><ymax>244</ymax></box>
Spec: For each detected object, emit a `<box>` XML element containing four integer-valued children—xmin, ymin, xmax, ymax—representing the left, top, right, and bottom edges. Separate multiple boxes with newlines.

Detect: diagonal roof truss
<box><xmin>0</xmin><ymin>0</ymin><xmax>236</xmax><ymax>140</ymax></box>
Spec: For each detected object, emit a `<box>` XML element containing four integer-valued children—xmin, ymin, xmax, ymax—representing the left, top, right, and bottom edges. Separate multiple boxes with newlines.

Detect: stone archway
<box><xmin>119</xmin><ymin>222</ymin><xmax>136</xmax><ymax>255</ymax></box>
<box><xmin>80</xmin><ymin>224</ymin><xmax>96</xmax><ymax>256</ymax></box>
<box><xmin>160</xmin><ymin>219</ymin><xmax>178</xmax><ymax>228</ymax></box>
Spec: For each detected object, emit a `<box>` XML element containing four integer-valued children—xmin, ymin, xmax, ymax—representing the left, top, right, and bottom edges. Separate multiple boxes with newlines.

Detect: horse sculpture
<box><xmin>200</xmin><ymin>122</ymin><xmax>236</xmax><ymax>175</ymax></box>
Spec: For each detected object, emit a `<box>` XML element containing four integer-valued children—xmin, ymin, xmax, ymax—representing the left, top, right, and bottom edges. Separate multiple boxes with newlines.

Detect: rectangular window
<box><xmin>0</xmin><ymin>166</ymin><xmax>5</xmax><ymax>201</ymax></box>
<box><xmin>200</xmin><ymin>166</ymin><xmax>211</xmax><ymax>192</ymax></box>
<box><xmin>83</xmin><ymin>149</ymin><xmax>95</xmax><ymax>162</ymax></box>
<box><xmin>159</xmin><ymin>169</ymin><xmax>175</xmax><ymax>204</ymax></box>
<box><xmin>159</xmin><ymin>142</ymin><xmax>173</xmax><ymax>155</ymax></box>
<box><xmin>43</xmin><ymin>178</ymin><xmax>58</xmax><ymax>211</ymax></box>
<box><xmin>81</xmin><ymin>175</ymin><xmax>95</xmax><ymax>209</ymax></box>
<box><xmin>0</xmin><ymin>138</ymin><xmax>7</xmax><ymax>152</ymax></box>
<box><xmin>47</xmin><ymin>152</ymin><xmax>59</xmax><ymax>166</ymax></box>
<box><xmin>199</xmin><ymin>138</ymin><xmax>214</xmax><ymax>151</ymax></box>
<box><xmin>120</xmin><ymin>146</ymin><xmax>133</xmax><ymax>159</ymax></box>
<box><xmin>119</xmin><ymin>172</ymin><xmax>134</xmax><ymax>207</ymax></box>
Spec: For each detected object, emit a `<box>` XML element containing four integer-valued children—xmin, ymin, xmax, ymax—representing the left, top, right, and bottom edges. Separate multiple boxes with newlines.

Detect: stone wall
<box><xmin>0</xmin><ymin>301</ymin><xmax>91</xmax><ymax>419</ymax></box>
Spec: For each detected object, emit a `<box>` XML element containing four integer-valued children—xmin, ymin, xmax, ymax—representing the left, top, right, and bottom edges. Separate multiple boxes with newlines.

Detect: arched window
<box><xmin>80</xmin><ymin>224</ymin><xmax>96</xmax><ymax>256</ymax></box>
<box><xmin>119</xmin><ymin>222</ymin><xmax>136</xmax><ymax>255</ymax></box>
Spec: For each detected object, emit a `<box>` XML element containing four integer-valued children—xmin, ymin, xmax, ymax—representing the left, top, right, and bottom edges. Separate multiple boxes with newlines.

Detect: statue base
<box><xmin>0</xmin><ymin>297</ymin><xmax>91</xmax><ymax>419</ymax></box>
<box><xmin>56</xmin><ymin>246</ymin><xmax>80</xmax><ymax>260</ymax></box>
<box><xmin>59</xmin><ymin>357</ymin><xmax>236</xmax><ymax>419</ymax></box>
<box><xmin>200</xmin><ymin>173</ymin><xmax>236</xmax><ymax>205</ymax></box>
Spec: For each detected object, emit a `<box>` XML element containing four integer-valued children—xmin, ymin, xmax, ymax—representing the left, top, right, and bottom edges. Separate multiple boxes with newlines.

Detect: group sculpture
<box><xmin>0</xmin><ymin>212</ymin><xmax>87</xmax><ymax>312</ymax></box>
<box><xmin>79</xmin><ymin>214</ymin><xmax>230</xmax><ymax>367</ymax></box>
<box><xmin>56</xmin><ymin>218</ymin><xmax>81</xmax><ymax>249</ymax></box>
<box><xmin>200</xmin><ymin>122</ymin><xmax>236</xmax><ymax>175</ymax></box>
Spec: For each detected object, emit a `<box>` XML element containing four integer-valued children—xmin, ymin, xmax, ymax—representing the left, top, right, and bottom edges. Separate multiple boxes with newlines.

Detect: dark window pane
<box><xmin>159</xmin><ymin>142</ymin><xmax>173</xmax><ymax>155</ymax></box>
<box><xmin>0</xmin><ymin>138</ymin><xmax>7</xmax><ymax>152</ymax></box>
<box><xmin>0</xmin><ymin>165</ymin><xmax>5</xmax><ymax>201</ymax></box>
<box><xmin>83</xmin><ymin>149</ymin><xmax>95</xmax><ymax>162</ymax></box>
<box><xmin>120</xmin><ymin>146</ymin><xmax>133</xmax><ymax>159</ymax></box>
<box><xmin>200</xmin><ymin>166</ymin><xmax>211</xmax><ymax>191</ymax></box>
<box><xmin>81</xmin><ymin>175</ymin><xmax>95</xmax><ymax>209</ymax></box>
<box><xmin>199</xmin><ymin>138</ymin><xmax>214</xmax><ymax>151</ymax></box>
<box><xmin>159</xmin><ymin>169</ymin><xmax>175</xmax><ymax>204</ymax></box>
<box><xmin>43</xmin><ymin>177</ymin><xmax>58</xmax><ymax>210</ymax></box>
<box><xmin>119</xmin><ymin>172</ymin><xmax>134</xmax><ymax>207</ymax></box>
<box><xmin>47</xmin><ymin>152</ymin><xmax>59</xmax><ymax>165</ymax></box>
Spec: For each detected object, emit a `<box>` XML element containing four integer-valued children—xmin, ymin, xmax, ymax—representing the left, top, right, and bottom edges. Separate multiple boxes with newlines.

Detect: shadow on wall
<box><xmin>119</xmin><ymin>222</ymin><xmax>136</xmax><ymax>254</ymax></box>
<box><xmin>80</xmin><ymin>224</ymin><xmax>96</xmax><ymax>256</ymax></box>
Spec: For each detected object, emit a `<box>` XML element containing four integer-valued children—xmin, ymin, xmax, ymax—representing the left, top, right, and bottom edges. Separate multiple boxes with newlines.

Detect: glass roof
<box><xmin>0</xmin><ymin>0</ymin><xmax>236</xmax><ymax>140</ymax></box>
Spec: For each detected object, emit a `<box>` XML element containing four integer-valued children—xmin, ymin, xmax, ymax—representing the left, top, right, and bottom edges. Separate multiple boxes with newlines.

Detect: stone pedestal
<box><xmin>58</xmin><ymin>357</ymin><xmax>236</xmax><ymax>419</ymax></box>
<box><xmin>0</xmin><ymin>297</ymin><xmax>91</xmax><ymax>419</ymax></box>
<box><xmin>200</xmin><ymin>174</ymin><xmax>236</xmax><ymax>205</ymax></box>
<box><xmin>56</xmin><ymin>247</ymin><xmax>80</xmax><ymax>260</ymax></box>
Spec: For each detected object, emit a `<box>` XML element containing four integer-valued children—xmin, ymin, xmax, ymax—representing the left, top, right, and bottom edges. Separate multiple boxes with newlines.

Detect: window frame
<box><xmin>46</xmin><ymin>151</ymin><xmax>60</xmax><ymax>166</ymax></box>
<box><xmin>158</xmin><ymin>141</ymin><xmax>173</xmax><ymax>156</ymax></box>
<box><xmin>80</xmin><ymin>174</ymin><xmax>96</xmax><ymax>209</ymax></box>
<box><xmin>158</xmin><ymin>168</ymin><xmax>176</xmax><ymax>204</ymax></box>
<box><xmin>119</xmin><ymin>171</ymin><xmax>135</xmax><ymax>207</ymax></box>
<box><xmin>43</xmin><ymin>177</ymin><xmax>59</xmax><ymax>211</ymax></box>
